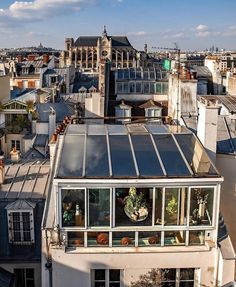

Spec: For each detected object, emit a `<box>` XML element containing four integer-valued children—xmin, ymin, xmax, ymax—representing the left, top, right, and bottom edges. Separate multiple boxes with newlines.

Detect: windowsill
<box><xmin>64</xmin><ymin>244</ymin><xmax>212</xmax><ymax>254</ymax></box>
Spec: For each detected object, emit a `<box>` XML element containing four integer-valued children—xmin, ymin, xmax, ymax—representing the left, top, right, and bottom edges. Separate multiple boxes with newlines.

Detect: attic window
<box><xmin>7</xmin><ymin>211</ymin><xmax>34</xmax><ymax>245</ymax></box>
<box><xmin>5</xmin><ymin>200</ymin><xmax>35</xmax><ymax>245</ymax></box>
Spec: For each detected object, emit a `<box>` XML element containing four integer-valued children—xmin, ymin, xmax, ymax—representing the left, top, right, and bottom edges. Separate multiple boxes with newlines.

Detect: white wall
<box><xmin>41</xmin><ymin>248</ymin><xmax>218</xmax><ymax>287</ymax></box>
<box><xmin>216</xmin><ymin>154</ymin><xmax>236</xmax><ymax>252</ymax></box>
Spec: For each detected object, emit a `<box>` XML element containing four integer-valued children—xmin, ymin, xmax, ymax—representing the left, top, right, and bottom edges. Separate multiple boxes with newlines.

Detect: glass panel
<box><xmin>155</xmin><ymin>188</ymin><xmax>163</xmax><ymax>225</ymax></box>
<box><xmin>88</xmin><ymin>232</ymin><xmax>109</xmax><ymax>247</ymax></box>
<box><xmin>131</xmin><ymin>135</ymin><xmax>164</xmax><ymax>177</ymax></box>
<box><xmin>109</xmin><ymin>135</ymin><xmax>136</xmax><ymax>177</ymax></box>
<box><xmin>129</xmin><ymin>82</ymin><xmax>135</xmax><ymax>93</ymax></box>
<box><xmin>112</xmin><ymin>232</ymin><xmax>135</xmax><ymax>247</ymax></box>
<box><xmin>189</xmin><ymin>231</ymin><xmax>205</xmax><ymax>245</ymax></box>
<box><xmin>115</xmin><ymin>188</ymin><xmax>152</xmax><ymax>226</ymax></box>
<box><xmin>109</xmin><ymin>270</ymin><xmax>120</xmax><ymax>281</ymax></box>
<box><xmin>155</xmin><ymin>83</ymin><xmax>162</xmax><ymax>94</ymax></box>
<box><xmin>95</xmin><ymin>269</ymin><xmax>105</xmax><ymax>280</ymax></box>
<box><xmin>143</xmin><ymin>82</ymin><xmax>150</xmax><ymax>93</ymax></box>
<box><xmin>162</xmin><ymin>82</ymin><xmax>169</xmax><ymax>94</ymax></box>
<box><xmin>164</xmin><ymin>188</ymin><xmax>187</xmax><ymax>226</ymax></box>
<box><xmin>130</xmin><ymin>68</ymin><xmax>135</xmax><ymax>79</ymax></box>
<box><xmin>107</xmin><ymin>125</ymin><xmax>127</xmax><ymax>135</ymax></box>
<box><xmin>190</xmin><ymin>188</ymin><xmax>214</xmax><ymax>226</ymax></box>
<box><xmin>150</xmin><ymin>82</ymin><xmax>155</xmax><ymax>94</ymax></box>
<box><xmin>124</xmin><ymin>69</ymin><xmax>129</xmax><ymax>79</ymax></box>
<box><xmin>163</xmin><ymin>268</ymin><xmax>176</xmax><ymax>281</ymax></box>
<box><xmin>95</xmin><ymin>283</ymin><xmax>105</xmax><ymax>287</ymax></box>
<box><xmin>22</xmin><ymin>212</ymin><xmax>31</xmax><ymax>241</ymax></box>
<box><xmin>117</xmin><ymin>83</ymin><xmax>123</xmax><ymax>93</ymax></box>
<box><xmin>109</xmin><ymin>283</ymin><xmax>120</xmax><ymax>287</ymax></box>
<box><xmin>179</xmin><ymin>282</ymin><xmax>194</xmax><ymax>287</ymax></box>
<box><xmin>138</xmin><ymin>231</ymin><xmax>161</xmax><ymax>246</ymax></box>
<box><xmin>68</xmin><ymin>232</ymin><xmax>84</xmax><ymax>247</ymax></box>
<box><xmin>174</xmin><ymin>134</ymin><xmax>218</xmax><ymax>175</ymax></box>
<box><xmin>87</xmin><ymin>125</ymin><xmax>106</xmax><ymax>135</ymax></box>
<box><xmin>61</xmin><ymin>189</ymin><xmax>85</xmax><ymax>227</ymax></box>
<box><xmin>136</xmin><ymin>69</ymin><xmax>142</xmax><ymax>79</ymax></box>
<box><xmin>89</xmin><ymin>189</ymin><xmax>110</xmax><ymax>226</ymax></box>
<box><xmin>123</xmin><ymin>83</ymin><xmax>128</xmax><ymax>93</ymax></box>
<box><xmin>117</xmin><ymin>70</ymin><xmax>123</xmax><ymax>79</ymax></box>
<box><xmin>85</xmin><ymin>135</ymin><xmax>109</xmax><ymax>177</ymax></box>
<box><xmin>58</xmin><ymin>135</ymin><xmax>84</xmax><ymax>178</ymax></box>
<box><xmin>164</xmin><ymin>231</ymin><xmax>186</xmax><ymax>245</ymax></box>
<box><xmin>180</xmin><ymin>268</ymin><xmax>194</xmax><ymax>280</ymax></box>
<box><xmin>153</xmin><ymin>134</ymin><xmax>191</xmax><ymax>176</ymax></box>
<box><xmin>136</xmin><ymin>82</ymin><xmax>142</xmax><ymax>93</ymax></box>
<box><xmin>146</xmin><ymin>125</ymin><xmax>168</xmax><ymax>134</ymax></box>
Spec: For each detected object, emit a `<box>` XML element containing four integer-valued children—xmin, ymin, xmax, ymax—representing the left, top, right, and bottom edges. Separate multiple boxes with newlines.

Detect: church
<box><xmin>60</xmin><ymin>26</ymin><xmax>145</xmax><ymax>71</ymax></box>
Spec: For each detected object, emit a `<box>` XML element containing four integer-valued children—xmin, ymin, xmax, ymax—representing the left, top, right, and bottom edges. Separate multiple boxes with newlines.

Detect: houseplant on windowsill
<box><xmin>124</xmin><ymin>187</ymin><xmax>148</xmax><ymax>222</ymax></box>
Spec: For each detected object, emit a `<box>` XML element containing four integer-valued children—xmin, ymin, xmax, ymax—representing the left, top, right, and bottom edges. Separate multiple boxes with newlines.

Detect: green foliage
<box><xmin>166</xmin><ymin>196</ymin><xmax>178</xmax><ymax>215</ymax></box>
<box><xmin>124</xmin><ymin>187</ymin><xmax>145</xmax><ymax>214</ymax></box>
<box><xmin>130</xmin><ymin>268</ymin><xmax>167</xmax><ymax>287</ymax></box>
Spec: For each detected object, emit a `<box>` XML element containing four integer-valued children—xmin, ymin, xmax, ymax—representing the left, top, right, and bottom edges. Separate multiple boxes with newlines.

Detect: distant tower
<box><xmin>144</xmin><ymin>43</ymin><xmax>148</xmax><ymax>53</ymax></box>
<box><xmin>65</xmin><ymin>38</ymin><xmax>74</xmax><ymax>51</ymax></box>
<box><xmin>102</xmin><ymin>25</ymin><xmax>108</xmax><ymax>38</ymax></box>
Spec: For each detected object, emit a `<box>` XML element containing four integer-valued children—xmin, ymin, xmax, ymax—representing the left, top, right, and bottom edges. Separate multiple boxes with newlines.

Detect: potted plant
<box><xmin>124</xmin><ymin>187</ymin><xmax>148</xmax><ymax>222</ymax></box>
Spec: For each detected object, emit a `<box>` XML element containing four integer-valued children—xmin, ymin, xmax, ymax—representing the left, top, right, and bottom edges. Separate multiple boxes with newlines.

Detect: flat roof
<box><xmin>55</xmin><ymin>124</ymin><xmax>219</xmax><ymax>179</ymax></box>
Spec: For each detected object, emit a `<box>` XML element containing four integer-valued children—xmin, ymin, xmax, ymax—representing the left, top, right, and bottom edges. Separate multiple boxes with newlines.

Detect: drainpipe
<box><xmin>45</xmin><ymin>229</ymin><xmax>53</xmax><ymax>287</ymax></box>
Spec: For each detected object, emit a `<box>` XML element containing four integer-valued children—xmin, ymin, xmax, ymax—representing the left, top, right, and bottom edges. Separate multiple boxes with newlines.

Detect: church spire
<box><xmin>102</xmin><ymin>25</ymin><xmax>108</xmax><ymax>38</ymax></box>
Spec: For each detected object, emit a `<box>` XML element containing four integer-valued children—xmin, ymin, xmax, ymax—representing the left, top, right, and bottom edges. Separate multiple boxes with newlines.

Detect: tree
<box><xmin>130</xmin><ymin>268</ymin><xmax>168</xmax><ymax>287</ymax></box>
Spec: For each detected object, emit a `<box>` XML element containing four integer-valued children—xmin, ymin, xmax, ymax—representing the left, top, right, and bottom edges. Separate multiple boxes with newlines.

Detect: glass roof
<box><xmin>56</xmin><ymin>124</ymin><xmax>219</xmax><ymax>179</ymax></box>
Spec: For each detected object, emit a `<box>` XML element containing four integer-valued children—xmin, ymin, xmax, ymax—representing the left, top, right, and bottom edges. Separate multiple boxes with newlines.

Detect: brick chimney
<box><xmin>197</xmin><ymin>96</ymin><xmax>219</xmax><ymax>162</ymax></box>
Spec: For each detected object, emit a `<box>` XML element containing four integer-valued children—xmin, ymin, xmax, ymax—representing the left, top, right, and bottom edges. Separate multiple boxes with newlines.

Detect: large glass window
<box><xmin>61</xmin><ymin>189</ymin><xmax>85</xmax><ymax>227</ymax></box>
<box><xmin>164</xmin><ymin>188</ymin><xmax>187</xmax><ymax>226</ymax></box>
<box><xmin>115</xmin><ymin>187</ymin><xmax>152</xmax><ymax>227</ymax></box>
<box><xmin>92</xmin><ymin>269</ymin><xmax>121</xmax><ymax>287</ymax></box>
<box><xmin>89</xmin><ymin>189</ymin><xmax>110</xmax><ymax>227</ymax></box>
<box><xmin>190</xmin><ymin>188</ymin><xmax>214</xmax><ymax>226</ymax></box>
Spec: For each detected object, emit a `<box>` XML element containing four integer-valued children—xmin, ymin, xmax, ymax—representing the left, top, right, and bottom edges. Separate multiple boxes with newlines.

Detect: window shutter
<box><xmin>30</xmin><ymin>212</ymin><xmax>35</xmax><ymax>243</ymax></box>
<box><xmin>7</xmin><ymin>212</ymin><xmax>13</xmax><ymax>243</ymax></box>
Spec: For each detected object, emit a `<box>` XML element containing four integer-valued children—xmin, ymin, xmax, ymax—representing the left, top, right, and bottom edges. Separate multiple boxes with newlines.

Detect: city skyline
<box><xmin>0</xmin><ymin>0</ymin><xmax>236</xmax><ymax>51</ymax></box>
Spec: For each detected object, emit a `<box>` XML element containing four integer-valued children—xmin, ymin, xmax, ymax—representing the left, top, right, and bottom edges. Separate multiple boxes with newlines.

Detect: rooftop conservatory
<box><xmin>54</xmin><ymin>124</ymin><xmax>221</xmax><ymax>249</ymax></box>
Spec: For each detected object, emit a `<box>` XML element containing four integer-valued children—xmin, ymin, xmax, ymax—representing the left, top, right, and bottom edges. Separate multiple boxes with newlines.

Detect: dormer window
<box><xmin>115</xmin><ymin>101</ymin><xmax>132</xmax><ymax>123</ymax></box>
<box><xmin>5</xmin><ymin>200</ymin><xmax>35</xmax><ymax>245</ymax></box>
<box><xmin>139</xmin><ymin>100</ymin><xmax>162</xmax><ymax>122</ymax></box>
<box><xmin>145</xmin><ymin>107</ymin><xmax>162</xmax><ymax>120</ymax></box>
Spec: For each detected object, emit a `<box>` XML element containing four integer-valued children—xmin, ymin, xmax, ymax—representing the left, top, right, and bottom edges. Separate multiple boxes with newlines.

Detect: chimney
<box><xmin>28</xmin><ymin>54</ymin><xmax>36</xmax><ymax>61</ymax></box>
<box><xmin>48</xmin><ymin>107</ymin><xmax>56</xmax><ymax>139</ymax></box>
<box><xmin>17</xmin><ymin>55</ymin><xmax>23</xmax><ymax>63</ymax></box>
<box><xmin>43</xmin><ymin>54</ymin><xmax>50</xmax><ymax>64</ymax></box>
<box><xmin>197</xmin><ymin>97</ymin><xmax>219</xmax><ymax>162</ymax></box>
<box><xmin>0</xmin><ymin>154</ymin><xmax>5</xmax><ymax>184</ymax></box>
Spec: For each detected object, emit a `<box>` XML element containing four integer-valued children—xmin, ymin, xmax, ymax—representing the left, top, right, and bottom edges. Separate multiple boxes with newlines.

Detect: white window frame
<box><xmin>7</xmin><ymin>210</ymin><xmax>34</xmax><ymax>244</ymax></box>
<box><xmin>11</xmin><ymin>139</ymin><xmax>21</xmax><ymax>151</ymax></box>
<box><xmin>60</xmin><ymin>185</ymin><xmax>217</xmax><ymax>248</ymax></box>
<box><xmin>91</xmin><ymin>269</ymin><xmax>123</xmax><ymax>287</ymax></box>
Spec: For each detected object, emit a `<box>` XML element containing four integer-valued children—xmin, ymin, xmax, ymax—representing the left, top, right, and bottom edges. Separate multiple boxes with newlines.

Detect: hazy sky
<box><xmin>0</xmin><ymin>0</ymin><xmax>236</xmax><ymax>51</ymax></box>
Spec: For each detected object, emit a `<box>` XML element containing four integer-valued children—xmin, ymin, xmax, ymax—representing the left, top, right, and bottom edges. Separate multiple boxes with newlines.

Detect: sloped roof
<box><xmin>74</xmin><ymin>36</ymin><xmax>132</xmax><ymax>47</ymax></box>
<box><xmin>56</xmin><ymin>123</ymin><xmax>220</xmax><ymax>179</ymax></box>
<box><xmin>139</xmin><ymin>100</ymin><xmax>162</xmax><ymax>109</ymax></box>
<box><xmin>5</xmin><ymin>199</ymin><xmax>36</xmax><ymax>210</ymax></box>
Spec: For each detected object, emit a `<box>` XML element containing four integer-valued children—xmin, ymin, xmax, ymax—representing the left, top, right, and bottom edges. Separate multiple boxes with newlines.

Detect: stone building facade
<box><xmin>60</xmin><ymin>27</ymin><xmax>143</xmax><ymax>71</ymax></box>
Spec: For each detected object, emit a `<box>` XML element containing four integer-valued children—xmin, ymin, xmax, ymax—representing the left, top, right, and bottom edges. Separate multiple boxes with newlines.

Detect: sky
<box><xmin>0</xmin><ymin>0</ymin><xmax>236</xmax><ymax>51</ymax></box>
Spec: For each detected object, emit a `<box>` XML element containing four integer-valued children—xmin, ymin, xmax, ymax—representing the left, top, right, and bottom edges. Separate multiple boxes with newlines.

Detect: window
<box><xmin>145</xmin><ymin>108</ymin><xmax>162</xmax><ymax>120</ymax></box>
<box><xmin>14</xmin><ymin>268</ymin><xmax>35</xmax><ymax>287</ymax></box>
<box><xmin>92</xmin><ymin>269</ymin><xmax>121</xmax><ymax>287</ymax></box>
<box><xmin>61</xmin><ymin>189</ymin><xmax>85</xmax><ymax>227</ymax></box>
<box><xmin>11</xmin><ymin>140</ymin><xmax>20</xmax><ymax>151</ymax></box>
<box><xmin>7</xmin><ymin>211</ymin><xmax>34</xmax><ymax>244</ymax></box>
<box><xmin>89</xmin><ymin>189</ymin><xmax>110</xmax><ymax>227</ymax></box>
